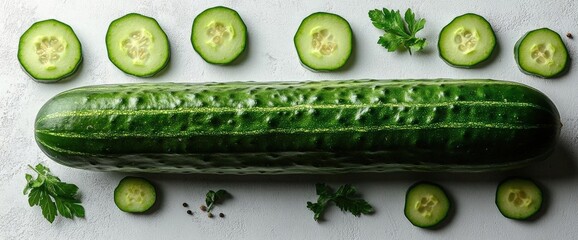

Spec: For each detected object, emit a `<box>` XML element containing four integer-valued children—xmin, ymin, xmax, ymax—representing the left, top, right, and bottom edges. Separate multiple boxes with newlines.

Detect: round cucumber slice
<box><xmin>18</xmin><ymin>19</ymin><xmax>82</xmax><ymax>82</ymax></box>
<box><xmin>114</xmin><ymin>177</ymin><xmax>156</xmax><ymax>213</ymax></box>
<box><xmin>515</xmin><ymin>28</ymin><xmax>569</xmax><ymax>78</ymax></box>
<box><xmin>438</xmin><ymin>13</ymin><xmax>496</xmax><ymax>68</ymax></box>
<box><xmin>191</xmin><ymin>6</ymin><xmax>247</xmax><ymax>65</ymax></box>
<box><xmin>294</xmin><ymin>12</ymin><xmax>352</xmax><ymax>71</ymax></box>
<box><xmin>404</xmin><ymin>182</ymin><xmax>451</xmax><ymax>228</ymax></box>
<box><xmin>106</xmin><ymin>13</ymin><xmax>170</xmax><ymax>77</ymax></box>
<box><xmin>496</xmin><ymin>177</ymin><xmax>543</xmax><ymax>220</ymax></box>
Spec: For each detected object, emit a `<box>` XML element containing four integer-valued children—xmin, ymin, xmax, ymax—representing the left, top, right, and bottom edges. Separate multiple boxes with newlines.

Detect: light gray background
<box><xmin>1</xmin><ymin>0</ymin><xmax>577</xmax><ymax>239</ymax></box>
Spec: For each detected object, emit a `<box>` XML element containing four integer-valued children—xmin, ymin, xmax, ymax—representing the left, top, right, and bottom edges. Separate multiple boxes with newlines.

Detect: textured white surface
<box><xmin>1</xmin><ymin>0</ymin><xmax>577</xmax><ymax>239</ymax></box>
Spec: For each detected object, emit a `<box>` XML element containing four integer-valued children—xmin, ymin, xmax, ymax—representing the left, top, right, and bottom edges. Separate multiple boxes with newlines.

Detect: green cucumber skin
<box><xmin>35</xmin><ymin>79</ymin><xmax>560</xmax><ymax>174</ymax></box>
<box><xmin>514</xmin><ymin>28</ymin><xmax>569</xmax><ymax>79</ymax></box>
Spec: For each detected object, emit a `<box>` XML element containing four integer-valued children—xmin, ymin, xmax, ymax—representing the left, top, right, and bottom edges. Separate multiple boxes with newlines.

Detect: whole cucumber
<box><xmin>35</xmin><ymin>79</ymin><xmax>560</xmax><ymax>174</ymax></box>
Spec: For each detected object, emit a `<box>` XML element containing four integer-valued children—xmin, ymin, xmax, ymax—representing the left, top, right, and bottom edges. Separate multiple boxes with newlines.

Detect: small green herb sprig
<box><xmin>24</xmin><ymin>164</ymin><xmax>85</xmax><ymax>223</ymax></box>
<box><xmin>205</xmin><ymin>189</ymin><xmax>229</xmax><ymax>213</ymax></box>
<box><xmin>369</xmin><ymin>8</ymin><xmax>427</xmax><ymax>54</ymax></box>
<box><xmin>307</xmin><ymin>183</ymin><xmax>374</xmax><ymax>221</ymax></box>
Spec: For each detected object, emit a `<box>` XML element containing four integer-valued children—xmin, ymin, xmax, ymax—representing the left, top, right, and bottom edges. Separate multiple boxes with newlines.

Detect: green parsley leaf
<box><xmin>24</xmin><ymin>164</ymin><xmax>84</xmax><ymax>223</ymax></box>
<box><xmin>28</xmin><ymin>188</ymin><xmax>42</xmax><ymax>207</ymax></box>
<box><xmin>39</xmin><ymin>190</ymin><xmax>57</xmax><ymax>223</ymax></box>
<box><xmin>307</xmin><ymin>183</ymin><xmax>374</xmax><ymax>221</ymax></box>
<box><xmin>205</xmin><ymin>189</ymin><xmax>229</xmax><ymax>212</ymax></box>
<box><xmin>306</xmin><ymin>183</ymin><xmax>334</xmax><ymax>220</ymax></box>
<box><xmin>369</xmin><ymin>8</ymin><xmax>427</xmax><ymax>54</ymax></box>
<box><xmin>333</xmin><ymin>185</ymin><xmax>374</xmax><ymax>217</ymax></box>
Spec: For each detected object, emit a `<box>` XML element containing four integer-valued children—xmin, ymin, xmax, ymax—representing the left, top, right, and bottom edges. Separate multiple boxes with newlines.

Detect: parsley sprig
<box><xmin>307</xmin><ymin>183</ymin><xmax>374</xmax><ymax>221</ymax></box>
<box><xmin>205</xmin><ymin>189</ymin><xmax>229</xmax><ymax>213</ymax></box>
<box><xmin>24</xmin><ymin>164</ymin><xmax>85</xmax><ymax>223</ymax></box>
<box><xmin>369</xmin><ymin>8</ymin><xmax>427</xmax><ymax>54</ymax></box>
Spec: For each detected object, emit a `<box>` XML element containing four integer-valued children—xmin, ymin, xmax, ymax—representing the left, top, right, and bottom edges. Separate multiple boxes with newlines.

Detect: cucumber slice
<box><xmin>294</xmin><ymin>12</ymin><xmax>353</xmax><ymax>71</ymax></box>
<box><xmin>106</xmin><ymin>13</ymin><xmax>170</xmax><ymax>77</ymax></box>
<box><xmin>191</xmin><ymin>6</ymin><xmax>247</xmax><ymax>64</ymax></box>
<box><xmin>114</xmin><ymin>177</ymin><xmax>156</xmax><ymax>213</ymax></box>
<box><xmin>496</xmin><ymin>177</ymin><xmax>543</xmax><ymax>220</ymax></box>
<box><xmin>404</xmin><ymin>182</ymin><xmax>451</xmax><ymax>228</ymax></box>
<box><xmin>438</xmin><ymin>13</ymin><xmax>496</xmax><ymax>68</ymax></box>
<box><xmin>515</xmin><ymin>28</ymin><xmax>569</xmax><ymax>78</ymax></box>
<box><xmin>18</xmin><ymin>19</ymin><xmax>82</xmax><ymax>82</ymax></box>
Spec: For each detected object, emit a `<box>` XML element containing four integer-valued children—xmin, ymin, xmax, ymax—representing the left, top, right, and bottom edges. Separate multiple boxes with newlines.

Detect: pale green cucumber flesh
<box><xmin>114</xmin><ymin>177</ymin><xmax>156</xmax><ymax>213</ymax></box>
<box><xmin>34</xmin><ymin>79</ymin><xmax>561</xmax><ymax>174</ymax></box>
<box><xmin>106</xmin><ymin>13</ymin><xmax>170</xmax><ymax>77</ymax></box>
<box><xmin>18</xmin><ymin>19</ymin><xmax>82</xmax><ymax>82</ymax></box>
<box><xmin>496</xmin><ymin>178</ymin><xmax>542</xmax><ymax>220</ymax></box>
<box><xmin>191</xmin><ymin>6</ymin><xmax>247</xmax><ymax>64</ymax></box>
<box><xmin>438</xmin><ymin>13</ymin><xmax>496</xmax><ymax>68</ymax></box>
<box><xmin>404</xmin><ymin>182</ymin><xmax>451</xmax><ymax>228</ymax></box>
<box><xmin>294</xmin><ymin>12</ymin><xmax>352</xmax><ymax>71</ymax></box>
<box><xmin>515</xmin><ymin>28</ymin><xmax>569</xmax><ymax>78</ymax></box>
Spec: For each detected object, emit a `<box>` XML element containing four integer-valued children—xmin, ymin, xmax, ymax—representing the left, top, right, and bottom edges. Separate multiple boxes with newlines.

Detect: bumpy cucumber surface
<box><xmin>35</xmin><ymin>79</ymin><xmax>560</xmax><ymax>174</ymax></box>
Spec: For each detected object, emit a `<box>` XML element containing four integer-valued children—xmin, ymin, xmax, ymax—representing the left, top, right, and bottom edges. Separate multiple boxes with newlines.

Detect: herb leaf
<box><xmin>28</xmin><ymin>188</ymin><xmax>42</xmax><ymax>207</ymax></box>
<box><xmin>369</xmin><ymin>8</ymin><xmax>427</xmax><ymax>54</ymax></box>
<box><xmin>24</xmin><ymin>164</ymin><xmax>84</xmax><ymax>223</ymax></box>
<box><xmin>307</xmin><ymin>183</ymin><xmax>374</xmax><ymax>221</ymax></box>
<box><xmin>333</xmin><ymin>185</ymin><xmax>374</xmax><ymax>217</ymax></box>
<box><xmin>39</xmin><ymin>190</ymin><xmax>57</xmax><ymax>223</ymax></box>
<box><xmin>378</xmin><ymin>33</ymin><xmax>405</xmax><ymax>52</ymax></box>
<box><xmin>205</xmin><ymin>189</ymin><xmax>229</xmax><ymax>212</ymax></box>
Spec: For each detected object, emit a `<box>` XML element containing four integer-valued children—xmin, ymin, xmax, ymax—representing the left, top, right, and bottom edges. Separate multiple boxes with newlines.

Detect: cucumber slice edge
<box><xmin>191</xmin><ymin>6</ymin><xmax>247</xmax><ymax>65</ymax></box>
<box><xmin>514</xmin><ymin>28</ymin><xmax>569</xmax><ymax>78</ymax></box>
<box><xmin>495</xmin><ymin>177</ymin><xmax>543</xmax><ymax>220</ymax></box>
<box><xmin>105</xmin><ymin>13</ymin><xmax>171</xmax><ymax>78</ymax></box>
<box><xmin>293</xmin><ymin>12</ymin><xmax>353</xmax><ymax>72</ymax></box>
<box><xmin>437</xmin><ymin>13</ymin><xmax>496</xmax><ymax>68</ymax></box>
<box><xmin>114</xmin><ymin>176</ymin><xmax>157</xmax><ymax>213</ymax></box>
<box><xmin>18</xmin><ymin>19</ymin><xmax>83</xmax><ymax>82</ymax></box>
<box><xmin>404</xmin><ymin>181</ymin><xmax>452</xmax><ymax>228</ymax></box>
